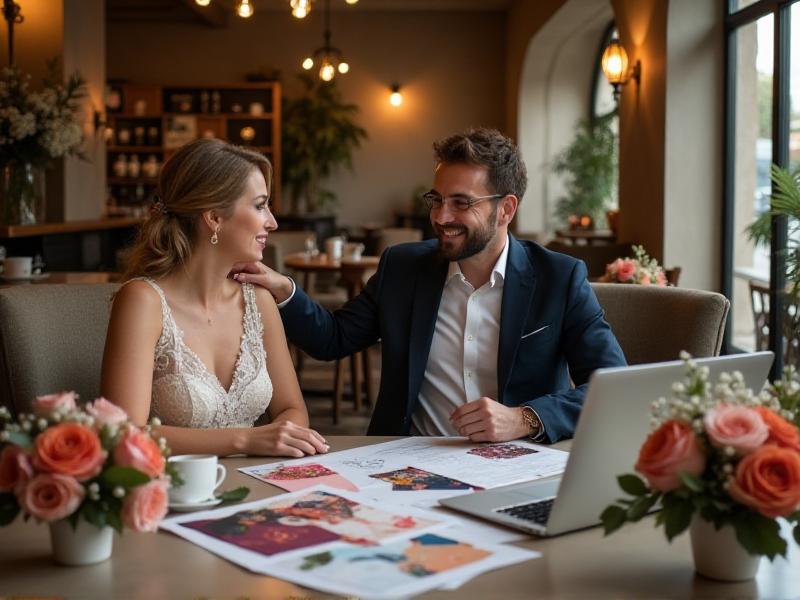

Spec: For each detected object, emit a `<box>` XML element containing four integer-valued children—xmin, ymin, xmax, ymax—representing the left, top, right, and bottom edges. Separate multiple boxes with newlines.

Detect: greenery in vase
<box><xmin>601</xmin><ymin>354</ymin><xmax>800</xmax><ymax>559</ymax></box>
<box><xmin>551</xmin><ymin>116</ymin><xmax>617</xmax><ymax>228</ymax></box>
<box><xmin>281</xmin><ymin>74</ymin><xmax>367</xmax><ymax>214</ymax></box>
<box><xmin>0</xmin><ymin>60</ymin><xmax>86</xmax><ymax>166</ymax></box>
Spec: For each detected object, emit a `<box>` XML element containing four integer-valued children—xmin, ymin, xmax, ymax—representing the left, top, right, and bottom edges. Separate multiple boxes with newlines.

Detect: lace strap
<box><xmin>241</xmin><ymin>282</ymin><xmax>265</xmax><ymax>341</ymax></box>
<box><xmin>125</xmin><ymin>277</ymin><xmax>178</xmax><ymax>344</ymax></box>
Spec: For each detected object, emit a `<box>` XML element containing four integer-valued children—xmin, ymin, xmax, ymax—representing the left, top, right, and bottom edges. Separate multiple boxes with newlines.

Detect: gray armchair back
<box><xmin>0</xmin><ymin>284</ymin><xmax>119</xmax><ymax>416</ymax></box>
<box><xmin>591</xmin><ymin>283</ymin><xmax>730</xmax><ymax>365</ymax></box>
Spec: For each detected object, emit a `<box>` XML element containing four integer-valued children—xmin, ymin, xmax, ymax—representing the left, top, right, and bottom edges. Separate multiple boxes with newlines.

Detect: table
<box><xmin>2</xmin><ymin>436</ymin><xmax>797</xmax><ymax>599</ymax></box>
<box><xmin>554</xmin><ymin>228</ymin><xmax>616</xmax><ymax>245</ymax></box>
<box><xmin>284</xmin><ymin>253</ymin><xmax>381</xmax><ymax>418</ymax></box>
<box><xmin>0</xmin><ymin>271</ymin><xmax>119</xmax><ymax>289</ymax></box>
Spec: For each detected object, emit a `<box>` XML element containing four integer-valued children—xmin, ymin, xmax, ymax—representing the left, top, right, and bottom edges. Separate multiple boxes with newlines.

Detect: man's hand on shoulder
<box><xmin>229</xmin><ymin>261</ymin><xmax>294</xmax><ymax>304</ymax></box>
<box><xmin>450</xmin><ymin>397</ymin><xmax>530</xmax><ymax>442</ymax></box>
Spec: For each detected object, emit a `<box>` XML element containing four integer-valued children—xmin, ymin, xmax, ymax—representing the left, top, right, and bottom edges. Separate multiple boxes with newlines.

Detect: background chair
<box><xmin>0</xmin><ymin>284</ymin><xmax>119</xmax><ymax>416</ymax></box>
<box><xmin>591</xmin><ymin>283</ymin><xmax>730</xmax><ymax>364</ymax></box>
<box><xmin>376</xmin><ymin>227</ymin><xmax>423</xmax><ymax>256</ymax></box>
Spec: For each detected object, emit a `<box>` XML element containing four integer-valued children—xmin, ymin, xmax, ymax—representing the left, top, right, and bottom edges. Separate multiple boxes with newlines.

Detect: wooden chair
<box><xmin>376</xmin><ymin>227</ymin><xmax>423</xmax><ymax>256</ymax></box>
<box><xmin>748</xmin><ymin>279</ymin><xmax>800</xmax><ymax>366</ymax></box>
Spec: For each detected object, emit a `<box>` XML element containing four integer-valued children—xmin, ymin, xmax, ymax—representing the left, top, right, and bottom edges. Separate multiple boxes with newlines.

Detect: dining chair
<box><xmin>375</xmin><ymin>227</ymin><xmax>423</xmax><ymax>256</ymax></box>
<box><xmin>591</xmin><ymin>283</ymin><xmax>730</xmax><ymax>364</ymax></box>
<box><xmin>747</xmin><ymin>279</ymin><xmax>800</xmax><ymax>366</ymax></box>
<box><xmin>0</xmin><ymin>283</ymin><xmax>119</xmax><ymax>417</ymax></box>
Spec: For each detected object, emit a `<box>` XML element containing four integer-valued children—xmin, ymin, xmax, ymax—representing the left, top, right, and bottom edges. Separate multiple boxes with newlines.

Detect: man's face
<box><xmin>429</xmin><ymin>162</ymin><xmax>500</xmax><ymax>262</ymax></box>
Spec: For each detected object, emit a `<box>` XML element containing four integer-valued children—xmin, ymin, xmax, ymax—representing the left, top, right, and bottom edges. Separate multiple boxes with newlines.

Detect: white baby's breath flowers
<box><xmin>150</xmin><ymin>416</ymin><xmax>162</xmax><ymax>427</ymax></box>
<box><xmin>112</xmin><ymin>486</ymin><xmax>125</xmax><ymax>499</ymax></box>
<box><xmin>36</xmin><ymin>418</ymin><xmax>47</xmax><ymax>430</ymax></box>
<box><xmin>0</xmin><ymin>431</ymin><xmax>9</xmax><ymax>442</ymax></box>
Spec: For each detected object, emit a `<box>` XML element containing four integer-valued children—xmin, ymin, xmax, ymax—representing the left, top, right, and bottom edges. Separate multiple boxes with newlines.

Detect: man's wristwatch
<box><xmin>520</xmin><ymin>406</ymin><xmax>543</xmax><ymax>440</ymax></box>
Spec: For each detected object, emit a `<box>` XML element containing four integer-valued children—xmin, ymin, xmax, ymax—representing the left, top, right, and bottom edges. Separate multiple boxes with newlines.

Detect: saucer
<box><xmin>0</xmin><ymin>272</ymin><xmax>50</xmax><ymax>282</ymax></box>
<box><xmin>168</xmin><ymin>497</ymin><xmax>223</xmax><ymax>512</ymax></box>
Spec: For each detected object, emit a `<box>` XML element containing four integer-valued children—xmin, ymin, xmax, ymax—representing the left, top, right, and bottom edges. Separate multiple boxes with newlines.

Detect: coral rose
<box><xmin>639</xmin><ymin>273</ymin><xmax>651</xmax><ymax>286</ymax></box>
<box><xmin>728</xmin><ymin>445</ymin><xmax>800</xmax><ymax>518</ymax></box>
<box><xmin>34</xmin><ymin>423</ymin><xmax>106</xmax><ymax>481</ymax></box>
<box><xmin>32</xmin><ymin>391</ymin><xmax>77</xmax><ymax>418</ymax></box>
<box><xmin>616</xmin><ymin>259</ymin><xmax>636</xmax><ymax>282</ymax></box>
<box><xmin>656</xmin><ymin>270</ymin><xmax>667</xmax><ymax>287</ymax></box>
<box><xmin>703</xmin><ymin>404</ymin><xmax>769</xmax><ymax>455</ymax></box>
<box><xmin>121</xmin><ymin>479</ymin><xmax>169</xmax><ymax>532</ymax></box>
<box><xmin>635</xmin><ymin>420</ymin><xmax>706</xmax><ymax>492</ymax></box>
<box><xmin>20</xmin><ymin>473</ymin><xmax>85</xmax><ymax>522</ymax></box>
<box><xmin>754</xmin><ymin>406</ymin><xmax>800</xmax><ymax>452</ymax></box>
<box><xmin>114</xmin><ymin>427</ymin><xmax>165</xmax><ymax>478</ymax></box>
<box><xmin>86</xmin><ymin>397</ymin><xmax>128</xmax><ymax>428</ymax></box>
<box><xmin>0</xmin><ymin>445</ymin><xmax>33</xmax><ymax>493</ymax></box>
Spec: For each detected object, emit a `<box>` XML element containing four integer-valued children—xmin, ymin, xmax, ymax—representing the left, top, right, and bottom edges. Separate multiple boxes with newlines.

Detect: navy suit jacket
<box><xmin>279</xmin><ymin>235</ymin><xmax>626</xmax><ymax>442</ymax></box>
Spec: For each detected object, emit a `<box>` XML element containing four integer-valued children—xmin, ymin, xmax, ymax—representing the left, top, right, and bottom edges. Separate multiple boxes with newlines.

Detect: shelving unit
<box><xmin>105</xmin><ymin>82</ymin><xmax>281</xmax><ymax>217</ymax></box>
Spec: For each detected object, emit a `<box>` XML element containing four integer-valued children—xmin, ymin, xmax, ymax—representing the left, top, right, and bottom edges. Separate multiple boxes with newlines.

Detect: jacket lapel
<box><xmin>407</xmin><ymin>254</ymin><xmax>448</xmax><ymax>417</ymax></box>
<box><xmin>497</xmin><ymin>236</ymin><xmax>537</xmax><ymax>403</ymax></box>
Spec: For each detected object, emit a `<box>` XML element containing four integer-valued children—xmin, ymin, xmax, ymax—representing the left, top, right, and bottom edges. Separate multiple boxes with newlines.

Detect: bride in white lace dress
<box><xmin>101</xmin><ymin>139</ymin><xmax>328</xmax><ymax>457</ymax></box>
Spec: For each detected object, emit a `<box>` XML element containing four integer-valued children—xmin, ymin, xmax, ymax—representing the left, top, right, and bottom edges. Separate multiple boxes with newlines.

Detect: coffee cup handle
<box><xmin>214</xmin><ymin>464</ymin><xmax>227</xmax><ymax>491</ymax></box>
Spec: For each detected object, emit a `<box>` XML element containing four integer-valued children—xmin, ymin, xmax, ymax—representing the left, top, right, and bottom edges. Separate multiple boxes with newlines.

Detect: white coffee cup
<box><xmin>3</xmin><ymin>256</ymin><xmax>32</xmax><ymax>279</ymax></box>
<box><xmin>343</xmin><ymin>242</ymin><xmax>365</xmax><ymax>260</ymax></box>
<box><xmin>325</xmin><ymin>237</ymin><xmax>344</xmax><ymax>261</ymax></box>
<box><xmin>168</xmin><ymin>454</ymin><xmax>226</xmax><ymax>504</ymax></box>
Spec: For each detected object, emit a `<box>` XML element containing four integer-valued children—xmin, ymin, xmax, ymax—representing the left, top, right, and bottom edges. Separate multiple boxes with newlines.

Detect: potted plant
<box><xmin>551</xmin><ymin>116</ymin><xmax>617</xmax><ymax>229</ymax></box>
<box><xmin>281</xmin><ymin>74</ymin><xmax>367</xmax><ymax>215</ymax></box>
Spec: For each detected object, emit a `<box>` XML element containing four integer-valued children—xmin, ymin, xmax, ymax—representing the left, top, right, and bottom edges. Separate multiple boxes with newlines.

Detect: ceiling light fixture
<box><xmin>389</xmin><ymin>84</ymin><xmax>402</xmax><ymax>107</ymax></box>
<box><xmin>300</xmin><ymin>0</ymin><xmax>350</xmax><ymax>82</ymax></box>
<box><xmin>236</xmin><ymin>0</ymin><xmax>254</xmax><ymax>18</ymax></box>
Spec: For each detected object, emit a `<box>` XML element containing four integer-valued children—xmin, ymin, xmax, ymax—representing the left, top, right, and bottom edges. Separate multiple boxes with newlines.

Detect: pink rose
<box><xmin>704</xmin><ymin>404</ymin><xmax>769</xmax><ymax>454</ymax></box>
<box><xmin>32</xmin><ymin>391</ymin><xmax>77</xmax><ymax>418</ymax></box>
<box><xmin>114</xmin><ymin>427</ymin><xmax>165</xmax><ymax>478</ymax></box>
<box><xmin>0</xmin><ymin>445</ymin><xmax>33</xmax><ymax>493</ymax></box>
<box><xmin>606</xmin><ymin>259</ymin><xmax>621</xmax><ymax>277</ymax></box>
<box><xmin>656</xmin><ymin>270</ymin><xmax>667</xmax><ymax>286</ymax></box>
<box><xmin>640</xmin><ymin>273</ymin><xmax>651</xmax><ymax>286</ymax></box>
<box><xmin>122</xmin><ymin>479</ymin><xmax>169</xmax><ymax>532</ymax></box>
<box><xmin>20</xmin><ymin>473</ymin><xmax>85</xmax><ymax>522</ymax></box>
<box><xmin>635</xmin><ymin>420</ymin><xmax>706</xmax><ymax>492</ymax></box>
<box><xmin>616</xmin><ymin>259</ymin><xmax>636</xmax><ymax>282</ymax></box>
<box><xmin>86</xmin><ymin>397</ymin><xmax>128</xmax><ymax>428</ymax></box>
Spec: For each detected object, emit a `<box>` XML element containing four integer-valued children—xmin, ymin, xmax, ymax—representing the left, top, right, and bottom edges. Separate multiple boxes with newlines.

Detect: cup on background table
<box><xmin>343</xmin><ymin>242</ymin><xmax>365</xmax><ymax>260</ymax></box>
<box><xmin>3</xmin><ymin>256</ymin><xmax>33</xmax><ymax>279</ymax></box>
<box><xmin>325</xmin><ymin>236</ymin><xmax>344</xmax><ymax>261</ymax></box>
<box><xmin>168</xmin><ymin>454</ymin><xmax>226</xmax><ymax>504</ymax></box>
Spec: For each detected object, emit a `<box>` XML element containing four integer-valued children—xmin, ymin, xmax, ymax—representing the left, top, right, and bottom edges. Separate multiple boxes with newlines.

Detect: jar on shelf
<box><xmin>142</xmin><ymin>155</ymin><xmax>159</xmax><ymax>178</ymax></box>
<box><xmin>200</xmin><ymin>90</ymin><xmax>210</xmax><ymax>113</ymax></box>
<box><xmin>117</xmin><ymin>129</ymin><xmax>131</xmax><ymax>145</ymax></box>
<box><xmin>127</xmin><ymin>155</ymin><xmax>141</xmax><ymax>178</ymax></box>
<box><xmin>134</xmin><ymin>126</ymin><xmax>145</xmax><ymax>145</ymax></box>
<box><xmin>211</xmin><ymin>91</ymin><xmax>221</xmax><ymax>113</ymax></box>
<box><xmin>147</xmin><ymin>126</ymin><xmax>159</xmax><ymax>145</ymax></box>
<box><xmin>112</xmin><ymin>154</ymin><xmax>128</xmax><ymax>178</ymax></box>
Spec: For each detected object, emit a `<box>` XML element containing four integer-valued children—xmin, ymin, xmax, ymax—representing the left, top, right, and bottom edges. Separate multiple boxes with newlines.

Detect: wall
<box><xmin>663</xmin><ymin>0</ymin><xmax>724</xmax><ymax>291</ymax></box>
<box><xmin>515</xmin><ymin>0</ymin><xmax>614</xmax><ymax>235</ymax></box>
<box><xmin>106</xmin><ymin>10</ymin><xmax>506</xmax><ymax>228</ymax></box>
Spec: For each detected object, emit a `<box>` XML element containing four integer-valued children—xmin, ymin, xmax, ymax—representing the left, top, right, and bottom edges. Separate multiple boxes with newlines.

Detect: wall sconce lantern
<box><xmin>389</xmin><ymin>84</ymin><xmax>403</xmax><ymax>107</ymax></box>
<box><xmin>601</xmin><ymin>36</ymin><xmax>640</xmax><ymax>102</ymax></box>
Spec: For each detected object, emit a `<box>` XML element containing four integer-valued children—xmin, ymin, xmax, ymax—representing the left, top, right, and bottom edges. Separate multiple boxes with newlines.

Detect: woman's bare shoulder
<box><xmin>112</xmin><ymin>279</ymin><xmax>163</xmax><ymax>321</ymax></box>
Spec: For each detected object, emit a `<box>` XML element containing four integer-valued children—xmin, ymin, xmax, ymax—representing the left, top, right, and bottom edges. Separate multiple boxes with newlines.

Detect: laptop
<box><xmin>439</xmin><ymin>352</ymin><xmax>774</xmax><ymax>537</ymax></box>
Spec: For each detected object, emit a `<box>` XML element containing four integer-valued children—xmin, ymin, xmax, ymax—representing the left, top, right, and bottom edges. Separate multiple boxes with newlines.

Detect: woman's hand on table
<box><xmin>229</xmin><ymin>261</ymin><xmax>294</xmax><ymax>304</ymax></box>
<box><xmin>238</xmin><ymin>421</ymin><xmax>329</xmax><ymax>457</ymax></box>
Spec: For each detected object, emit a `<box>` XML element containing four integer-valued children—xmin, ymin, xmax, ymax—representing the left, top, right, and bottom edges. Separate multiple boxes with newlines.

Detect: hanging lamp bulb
<box><xmin>291</xmin><ymin>0</ymin><xmax>311</xmax><ymax>18</ymax></box>
<box><xmin>236</xmin><ymin>0</ymin><xmax>254</xmax><ymax>18</ymax></box>
<box><xmin>195</xmin><ymin>0</ymin><xmax>211</xmax><ymax>6</ymax></box>
<box><xmin>302</xmin><ymin>57</ymin><xmax>314</xmax><ymax>70</ymax></box>
<box><xmin>320</xmin><ymin>59</ymin><xmax>335</xmax><ymax>82</ymax></box>
<box><xmin>337</xmin><ymin>62</ymin><xmax>349</xmax><ymax>74</ymax></box>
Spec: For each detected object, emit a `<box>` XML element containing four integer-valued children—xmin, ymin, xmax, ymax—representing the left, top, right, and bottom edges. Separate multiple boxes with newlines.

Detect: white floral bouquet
<box><xmin>601</xmin><ymin>245</ymin><xmax>668</xmax><ymax>286</ymax></box>
<box><xmin>0</xmin><ymin>60</ymin><xmax>85</xmax><ymax>165</ymax></box>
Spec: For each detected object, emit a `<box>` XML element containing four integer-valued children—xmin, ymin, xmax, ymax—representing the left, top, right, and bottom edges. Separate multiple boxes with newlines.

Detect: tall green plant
<box><xmin>281</xmin><ymin>74</ymin><xmax>368</xmax><ymax>214</ymax></box>
<box><xmin>552</xmin><ymin>117</ymin><xmax>618</xmax><ymax>227</ymax></box>
<box><xmin>747</xmin><ymin>164</ymin><xmax>800</xmax><ymax>297</ymax></box>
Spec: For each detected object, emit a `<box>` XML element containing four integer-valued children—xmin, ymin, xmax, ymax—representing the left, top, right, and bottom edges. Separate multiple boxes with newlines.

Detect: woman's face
<box><xmin>219</xmin><ymin>168</ymin><xmax>277</xmax><ymax>262</ymax></box>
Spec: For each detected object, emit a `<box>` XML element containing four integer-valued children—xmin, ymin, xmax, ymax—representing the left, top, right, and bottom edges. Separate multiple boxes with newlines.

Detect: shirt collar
<box><xmin>446</xmin><ymin>234</ymin><xmax>510</xmax><ymax>288</ymax></box>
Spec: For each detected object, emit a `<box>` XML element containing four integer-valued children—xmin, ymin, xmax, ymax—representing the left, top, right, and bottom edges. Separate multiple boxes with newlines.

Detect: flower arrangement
<box><xmin>0</xmin><ymin>60</ymin><xmax>86</xmax><ymax>165</ymax></box>
<box><xmin>601</xmin><ymin>245</ymin><xmax>667</xmax><ymax>286</ymax></box>
<box><xmin>601</xmin><ymin>353</ymin><xmax>800</xmax><ymax>559</ymax></box>
<box><xmin>0</xmin><ymin>392</ymin><xmax>177</xmax><ymax>534</ymax></box>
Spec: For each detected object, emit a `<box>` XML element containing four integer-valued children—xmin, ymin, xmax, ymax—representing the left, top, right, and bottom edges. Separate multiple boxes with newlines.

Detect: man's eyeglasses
<box><xmin>422</xmin><ymin>191</ymin><xmax>505</xmax><ymax>212</ymax></box>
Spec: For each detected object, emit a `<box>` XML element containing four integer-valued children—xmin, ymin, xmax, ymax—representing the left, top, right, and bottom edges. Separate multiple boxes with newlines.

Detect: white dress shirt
<box><xmin>411</xmin><ymin>236</ymin><xmax>509</xmax><ymax>436</ymax></box>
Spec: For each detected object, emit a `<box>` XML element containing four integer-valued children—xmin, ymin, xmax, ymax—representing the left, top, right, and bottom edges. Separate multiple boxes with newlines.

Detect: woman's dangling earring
<box><xmin>211</xmin><ymin>226</ymin><xmax>219</xmax><ymax>245</ymax></box>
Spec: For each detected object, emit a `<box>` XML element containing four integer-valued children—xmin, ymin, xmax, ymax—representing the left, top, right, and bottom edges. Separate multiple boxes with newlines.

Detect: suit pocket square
<box><xmin>521</xmin><ymin>325</ymin><xmax>550</xmax><ymax>340</ymax></box>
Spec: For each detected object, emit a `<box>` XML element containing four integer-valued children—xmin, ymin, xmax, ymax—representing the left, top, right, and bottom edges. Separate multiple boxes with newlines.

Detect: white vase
<box><xmin>49</xmin><ymin>519</ymin><xmax>114</xmax><ymax>566</ymax></box>
<box><xmin>689</xmin><ymin>516</ymin><xmax>760</xmax><ymax>581</ymax></box>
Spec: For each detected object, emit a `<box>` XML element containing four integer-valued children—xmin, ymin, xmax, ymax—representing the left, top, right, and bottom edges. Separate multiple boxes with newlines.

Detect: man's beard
<box><xmin>435</xmin><ymin>206</ymin><xmax>498</xmax><ymax>262</ymax></box>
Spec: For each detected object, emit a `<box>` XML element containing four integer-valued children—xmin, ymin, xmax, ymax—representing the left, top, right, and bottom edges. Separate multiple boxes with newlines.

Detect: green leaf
<box><xmin>216</xmin><ymin>486</ymin><xmax>250</xmax><ymax>504</ymax></box>
<box><xmin>81</xmin><ymin>501</ymin><xmax>107</xmax><ymax>529</ymax></box>
<box><xmin>678</xmin><ymin>471</ymin><xmax>704</xmax><ymax>493</ymax></box>
<box><xmin>600</xmin><ymin>505</ymin><xmax>627</xmax><ymax>535</ymax></box>
<box><xmin>794</xmin><ymin>523</ymin><xmax>800</xmax><ymax>547</ymax></box>
<box><xmin>165</xmin><ymin>463</ymin><xmax>184</xmax><ymax>488</ymax></box>
<box><xmin>0</xmin><ymin>492</ymin><xmax>20</xmax><ymax>525</ymax></box>
<box><xmin>107</xmin><ymin>511</ymin><xmax>123</xmax><ymax>534</ymax></box>
<box><xmin>102</xmin><ymin>466</ymin><xmax>149</xmax><ymax>489</ymax></box>
<box><xmin>618</xmin><ymin>474</ymin><xmax>648</xmax><ymax>497</ymax></box>
<box><xmin>733</xmin><ymin>512</ymin><xmax>786</xmax><ymax>561</ymax></box>
<box><xmin>663</xmin><ymin>497</ymin><xmax>694</xmax><ymax>541</ymax></box>
<box><xmin>627</xmin><ymin>494</ymin><xmax>660</xmax><ymax>522</ymax></box>
<box><xmin>4</xmin><ymin>430</ymin><xmax>32</xmax><ymax>449</ymax></box>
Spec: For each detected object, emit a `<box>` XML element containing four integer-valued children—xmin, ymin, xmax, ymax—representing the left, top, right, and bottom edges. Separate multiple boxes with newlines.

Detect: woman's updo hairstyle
<box><xmin>122</xmin><ymin>138</ymin><xmax>272</xmax><ymax>279</ymax></box>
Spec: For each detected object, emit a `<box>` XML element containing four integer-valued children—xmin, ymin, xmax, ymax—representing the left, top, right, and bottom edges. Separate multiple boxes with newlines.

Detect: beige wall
<box><xmin>106</xmin><ymin>10</ymin><xmax>506</xmax><ymax>228</ymax></box>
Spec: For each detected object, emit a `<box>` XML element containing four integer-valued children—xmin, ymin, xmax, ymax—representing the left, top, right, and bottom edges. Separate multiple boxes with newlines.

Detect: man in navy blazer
<box><xmin>235</xmin><ymin>128</ymin><xmax>626</xmax><ymax>443</ymax></box>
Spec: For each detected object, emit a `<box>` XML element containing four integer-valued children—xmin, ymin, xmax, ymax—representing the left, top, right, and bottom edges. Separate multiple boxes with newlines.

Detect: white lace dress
<box><xmin>136</xmin><ymin>278</ymin><xmax>273</xmax><ymax>428</ymax></box>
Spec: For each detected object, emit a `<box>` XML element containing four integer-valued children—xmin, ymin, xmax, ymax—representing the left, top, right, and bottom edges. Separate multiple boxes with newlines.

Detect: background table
<box><xmin>0</xmin><ymin>271</ymin><xmax>118</xmax><ymax>289</ymax></box>
<box><xmin>1</xmin><ymin>436</ymin><xmax>798</xmax><ymax>599</ymax></box>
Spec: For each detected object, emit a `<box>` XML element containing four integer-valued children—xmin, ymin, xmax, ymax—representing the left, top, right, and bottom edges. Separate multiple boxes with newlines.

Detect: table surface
<box><xmin>1</xmin><ymin>436</ymin><xmax>798</xmax><ymax>599</ymax></box>
<box><xmin>0</xmin><ymin>271</ymin><xmax>119</xmax><ymax>288</ymax></box>
<box><xmin>284</xmin><ymin>252</ymin><xmax>380</xmax><ymax>271</ymax></box>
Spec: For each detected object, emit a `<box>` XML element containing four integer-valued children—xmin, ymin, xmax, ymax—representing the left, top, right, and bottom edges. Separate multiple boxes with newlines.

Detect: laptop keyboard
<box><xmin>495</xmin><ymin>498</ymin><xmax>555</xmax><ymax>526</ymax></box>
